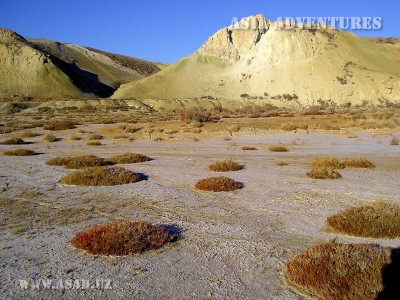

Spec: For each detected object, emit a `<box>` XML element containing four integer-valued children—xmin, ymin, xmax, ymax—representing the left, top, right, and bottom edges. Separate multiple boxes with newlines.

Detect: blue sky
<box><xmin>1</xmin><ymin>0</ymin><xmax>399</xmax><ymax>63</ymax></box>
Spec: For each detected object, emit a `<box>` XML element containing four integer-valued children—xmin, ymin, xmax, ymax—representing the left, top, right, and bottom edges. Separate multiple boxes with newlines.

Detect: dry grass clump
<box><xmin>46</xmin><ymin>156</ymin><xmax>71</xmax><ymax>167</ymax></box>
<box><xmin>390</xmin><ymin>136</ymin><xmax>399</xmax><ymax>145</ymax></box>
<box><xmin>276</xmin><ymin>161</ymin><xmax>289</xmax><ymax>166</ymax></box>
<box><xmin>42</xmin><ymin>134</ymin><xmax>58</xmax><ymax>142</ymax></box>
<box><xmin>46</xmin><ymin>155</ymin><xmax>107</xmax><ymax>169</ymax></box>
<box><xmin>60</xmin><ymin>166</ymin><xmax>141</xmax><ymax>186</ymax></box>
<box><xmin>208</xmin><ymin>159</ymin><xmax>242</xmax><ymax>172</ymax></box>
<box><xmin>87</xmin><ymin>133</ymin><xmax>103</xmax><ymax>140</ymax></box>
<box><xmin>180</xmin><ymin>107</ymin><xmax>212</xmax><ymax>124</ymax></box>
<box><xmin>112</xmin><ymin>134</ymin><xmax>130</xmax><ymax>139</ymax></box>
<box><xmin>69</xmin><ymin>135</ymin><xmax>82</xmax><ymax>141</ymax></box>
<box><xmin>281</xmin><ymin>123</ymin><xmax>309</xmax><ymax>131</ymax></box>
<box><xmin>342</xmin><ymin>158</ymin><xmax>375</xmax><ymax>168</ymax></box>
<box><xmin>306</xmin><ymin>169</ymin><xmax>342</xmax><ymax>179</ymax></box>
<box><xmin>311</xmin><ymin>157</ymin><xmax>345</xmax><ymax>169</ymax></box>
<box><xmin>195</xmin><ymin>176</ymin><xmax>242</xmax><ymax>192</ymax></box>
<box><xmin>3</xmin><ymin>149</ymin><xmax>38</xmax><ymax>156</ymax></box>
<box><xmin>0</xmin><ymin>138</ymin><xmax>27</xmax><ymax>145</ymax></box>
<box><xmin>70</xmin><ymin>220</ymin><xmax>173</xmax><ymax>255</ymax></box>
<box><xmin>285</xmin><ymin>243</ymin><xmax>399</xmax><ymax>299</ymax></box>
<box><xmin>106</xmin><ymin>153</ymin><xmax>151</xmax><ymax>164</ymax></box>
<box><xmin>326</xmin><ymin>202</ymin><xmax>400</xmax><ymax>238</ymax></box>
<box><xmin>64</xmin><ymin>155</ymin><xmax>107</xmax><ymax>169</ymax></box>
<box><xmin>44</xmin><ymin>121</ymin><xmax>76</xmax><ymax>131</ymax></box>
<box><xmin>269</xmin><ymin>146</ymin><xmax>288</xmax><ymax>152</ymax></box>
<box><xmin>242</xmin><ymin>146</ymin><xmax>257</xmax><ymax>150</ymax></box>
<box><xmin>20</xmin><ymin>130</ymin><xmax>41</xmax><ymax>138</ymax></box>
<box><xmin>87</xmin><ymin>141</ymin><xmax>102</xmax><ymax>146</ymax></box>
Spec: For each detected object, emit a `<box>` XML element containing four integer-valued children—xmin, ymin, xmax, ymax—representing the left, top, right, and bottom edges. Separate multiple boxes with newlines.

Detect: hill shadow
<box><xmin>51</xmin><ymin>57</ymin><xmax>115</xmax><ymax>97</ymax></box>
<box><xmin>30</xmin><ymin>42</ymin><xmax>115</xmax><ymax>98</ymax></box>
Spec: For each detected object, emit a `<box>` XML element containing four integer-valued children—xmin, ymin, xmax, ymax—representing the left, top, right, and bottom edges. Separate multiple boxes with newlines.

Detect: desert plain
<box><xmin>0</xmin><ymin>107</ymin><xmax>399</xmax><ymax>299</ymax></box>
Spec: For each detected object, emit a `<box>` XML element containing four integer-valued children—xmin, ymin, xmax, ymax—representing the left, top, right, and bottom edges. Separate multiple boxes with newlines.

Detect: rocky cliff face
<box><xmin>196</xmin><ymin>14</ymin><xmax>268</xmax><ymax>61</ymax></box>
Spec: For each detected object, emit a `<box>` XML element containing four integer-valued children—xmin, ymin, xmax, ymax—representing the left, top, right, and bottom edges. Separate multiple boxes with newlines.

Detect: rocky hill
<box><xmin>113</xmin><ymin>15</ymin><xmax>400</xmax><ymax>107</ymax></box>
<box><xmin>0</xmin><ymin>28</ymin><xmax>160</xmax><ymax>100</ymax></box>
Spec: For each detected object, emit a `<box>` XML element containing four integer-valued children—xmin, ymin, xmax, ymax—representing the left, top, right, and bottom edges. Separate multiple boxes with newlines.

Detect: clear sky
<box><xmin>1</xmin><ymin>0</ymin><xmax>399</xmax><ymax>63</ymax></box>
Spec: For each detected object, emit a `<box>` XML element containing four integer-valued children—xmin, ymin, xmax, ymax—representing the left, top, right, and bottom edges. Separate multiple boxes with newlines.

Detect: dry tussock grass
<box><xmin>311</xmin><ymin>157</ymin><xmax>345</xmax><ymax>169</ymax></box>
<box><xmin>87</xmin><ymin>141</ymin><xmax>102</xmax><ymax>146</ymax></box>
<box><xmin>70</xmin><ymin>220</ymin><xmax>173</xmax><ymax>256</ymax></box>
<box><xmin>276</xmin><ymin>162</ymin><xmax>289</xmax><ymax>166</ymax></box>
<box><xmin>118</xmin><ymin>124</ymin><xmax>142</xmax><ymax>134</ymax></box>
<box><xmin>242</xmin><ymin>146</ymin><xmax>257</xmax><ymax>150</ymax></box>
<box><xmin>390</xmin><ymin>137</ymin><xmax>399</xmax><ymax>145</ymax></box>
<box><xmin>285</xmin><ymin>243</ymin><xmax>399</xmax><ymax>300</ymax></box>
<box><xmin>343</xmin><ymin>158</ymin><xmax>375</xmax><ymax>168</ymax></box>
<box><xmin>269</xmin><ymin>146</ymin><xmax>289</xmax><ymax>152</ymax></box>
<box><xmin>209</xmin><ymin>159</ymin><xmax>242</xmax><ymax>172</ymax></box>
<box><xmin>106</xmin><ymin>153</ymin><xmax>151</xmax><ymax>164</ymax></box>
<box><xmin>0</xmin><ymin>138</ymin><xmax>27</xmax><ymax>145</ymax></box>
<box><xmin>112</xmin><ymin>134</ymin><xmax>130</xmax><ymax>139</ymax></box>
<box><xmin>87</xmin><ymin>133</ymin><xmax>103</xmax><ymax>140</ymax></box>
<box><xmin>195</xmin><ymin>176</ymin><xmax>242</xmax><ymax>192</ymax></box>
<box><xmin>306</xmin><ymin>169</ymin><xmax>342</xmax><ymax>179</ymax></box>
<box><xmin>281</xmin><ymin>123</ymin><xmax>309</xmax><ymax>131</ymax></box>
<box><xmin>44</xmin><ymin>121</ymin><xmax>76</xmax><ymax>131</ymax></box>
<box><xmin>46</xmin><ymin>155</ymin><xmax>107</xmax><ymax>169</ymax></box>
<box><xmin>42</xmin><ymin>134</ymin><xmax>58</xmax><ymax>142</ymax></box>
<box><xmin>20</xmin><ymin>130</ymin><xmax>41</xmax><ymax>138</ymax></box>
<box><xmin>311</xmin><ymin>157</ymin><xmax>375</xmax><ymax>169</ymax></box>
<box><xmin>60</xmin><ymin>166</ymin><xmax>141</xmax><ymax>186</ymax></box>
<box><xmin>46</xmin><ymin>156</ymin><xmax>71</xmax><ymax>167</ymax></box>
<box><xmin>326</xmin><ymin>202</ymin><xmax>400</xmax><ymax>238</ymax></box>
<box><xmin>69</xmin><ymin>135</ymin><xmax>82</xmax><ymax>141</ymax></box>
<box><xmin>180</xmin><ymin>107</ymin><xmax>212</xmax><ymax>124</ymax></box>
<box><xmin>3</xmin><ymin>149</ymin><xmax>38</xmax><ymax>156</ymax></box>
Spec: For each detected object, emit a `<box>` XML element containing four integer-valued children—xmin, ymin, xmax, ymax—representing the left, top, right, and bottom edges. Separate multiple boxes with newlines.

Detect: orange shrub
<box><xmin>195</xmin><ymin>176</ymin><xmax>242</xmax><ymax>192</ymax></box>
<box><xmin>60</xmin><ymin>167</ymin><xmax>141</xmax><ymax>186</ymax></box>
<box><xmin>285</xmin><ymin>243</ymin><xmax>398</xmax><ymax>300</ymax></box>
<box><xmin>209</xmin><ymin>159</ymin><xmax>241</xmax><ymax>172</ymax></box>
<box><xmin>70</xmin><ymin>221</ymin><xmax>173</xmax><ymax>255</ymax></box>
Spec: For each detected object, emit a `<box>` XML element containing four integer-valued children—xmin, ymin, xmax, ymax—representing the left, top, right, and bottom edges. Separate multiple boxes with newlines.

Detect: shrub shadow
<box><xmin>377</xmin><ymin>248</ymin><xmax>400</xmax><ymax>299</ymax></box>
<box><xmin>236</xmin><ymin>181</ymin><xmax>245</xmax><ymax>189</ymax></box>
<box><xmin>159</xmin><ymin>224</ymin><xmax>185</xmax><ymax>242</ymax></box>
<box><xmin>136</xmin><ymin>173</ymin><xmax>149</xmax><ymax>181</ymax></box>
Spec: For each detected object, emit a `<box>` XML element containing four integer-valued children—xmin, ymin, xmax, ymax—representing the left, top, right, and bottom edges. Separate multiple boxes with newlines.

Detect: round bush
<box><xmin>326</xmin><ymin>202</ymin><xmax>400</xmax><ymax>238</ymax></box>
<box><xmin>3</xmin><ymin>149</ymin><xmax>38</xmax><ymax>156</ymax></box>
<box><xmin>311</xmin><ymin>157</ymin><xmax>344</xmax><ymax>169</ymax></box>
<box><xmin>60</xmin><ymin>166</ymin><xmax>141</xmax><ymax>186</ymax></box>
<box><xmin>208</xmin><ymin>159</ymin><xmax>241</xmax><ymax>172</ymax></box>
<box><xmin>106</xmin><ymin>153</ymin><xmax>151</xmax><ymax>164</ymax></box>
<box><xmin>195</xmin><ymin>176</ymin><xmax>242</xmax><ymax>192</ymax></box>
<box><xmin>285</xmin><ymin>243</ymin><xmax>398</xmax><ymax>300</ymax></box>
<box><xmin>47</xmin><ymin>155</ymin><xmax>106</xmax><ymax>169</ymax></box>
<box><xmin>306</xmin><ymin>168</ymin><xmax>341</xmax><ymax>179</ymax></box>
<box><xmin>70</xmin><ymin>220</ymin><xmax>173</xmax><ymax>255</ymax></box>
<box><xmin>0</xmin><ymin>138</ymin><xmax>27</xmax><ymax>145</ymax></box>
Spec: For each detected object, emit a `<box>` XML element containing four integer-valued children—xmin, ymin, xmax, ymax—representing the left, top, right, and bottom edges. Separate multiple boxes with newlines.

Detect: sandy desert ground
<box><xmin>0</xmin><ymin>119</ymin><xmax>399</xmax><ymax>299</ymax></box>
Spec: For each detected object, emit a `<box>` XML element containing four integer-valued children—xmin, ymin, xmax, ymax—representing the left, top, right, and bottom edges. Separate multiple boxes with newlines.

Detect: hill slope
<box><xmin>113</xmin><ymin>15</ymin><xmax>400</xmax><ymax>106</ymax></box>
<box><xmin>0</xmin><ymin>28</ymin><xmax>160</xmax><ymax>99</ymax></box>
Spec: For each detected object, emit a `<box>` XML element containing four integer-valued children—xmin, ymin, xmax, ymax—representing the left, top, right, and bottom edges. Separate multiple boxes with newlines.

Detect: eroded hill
<box><xmin>113</xmin><ymin>15</ymin><xmax>400</xmax><ymax>107</ymax></box>
<box><xmin>0</xmin><ymin>28</ymin><xmax>160</xmax><ymax>100</ymax></box>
